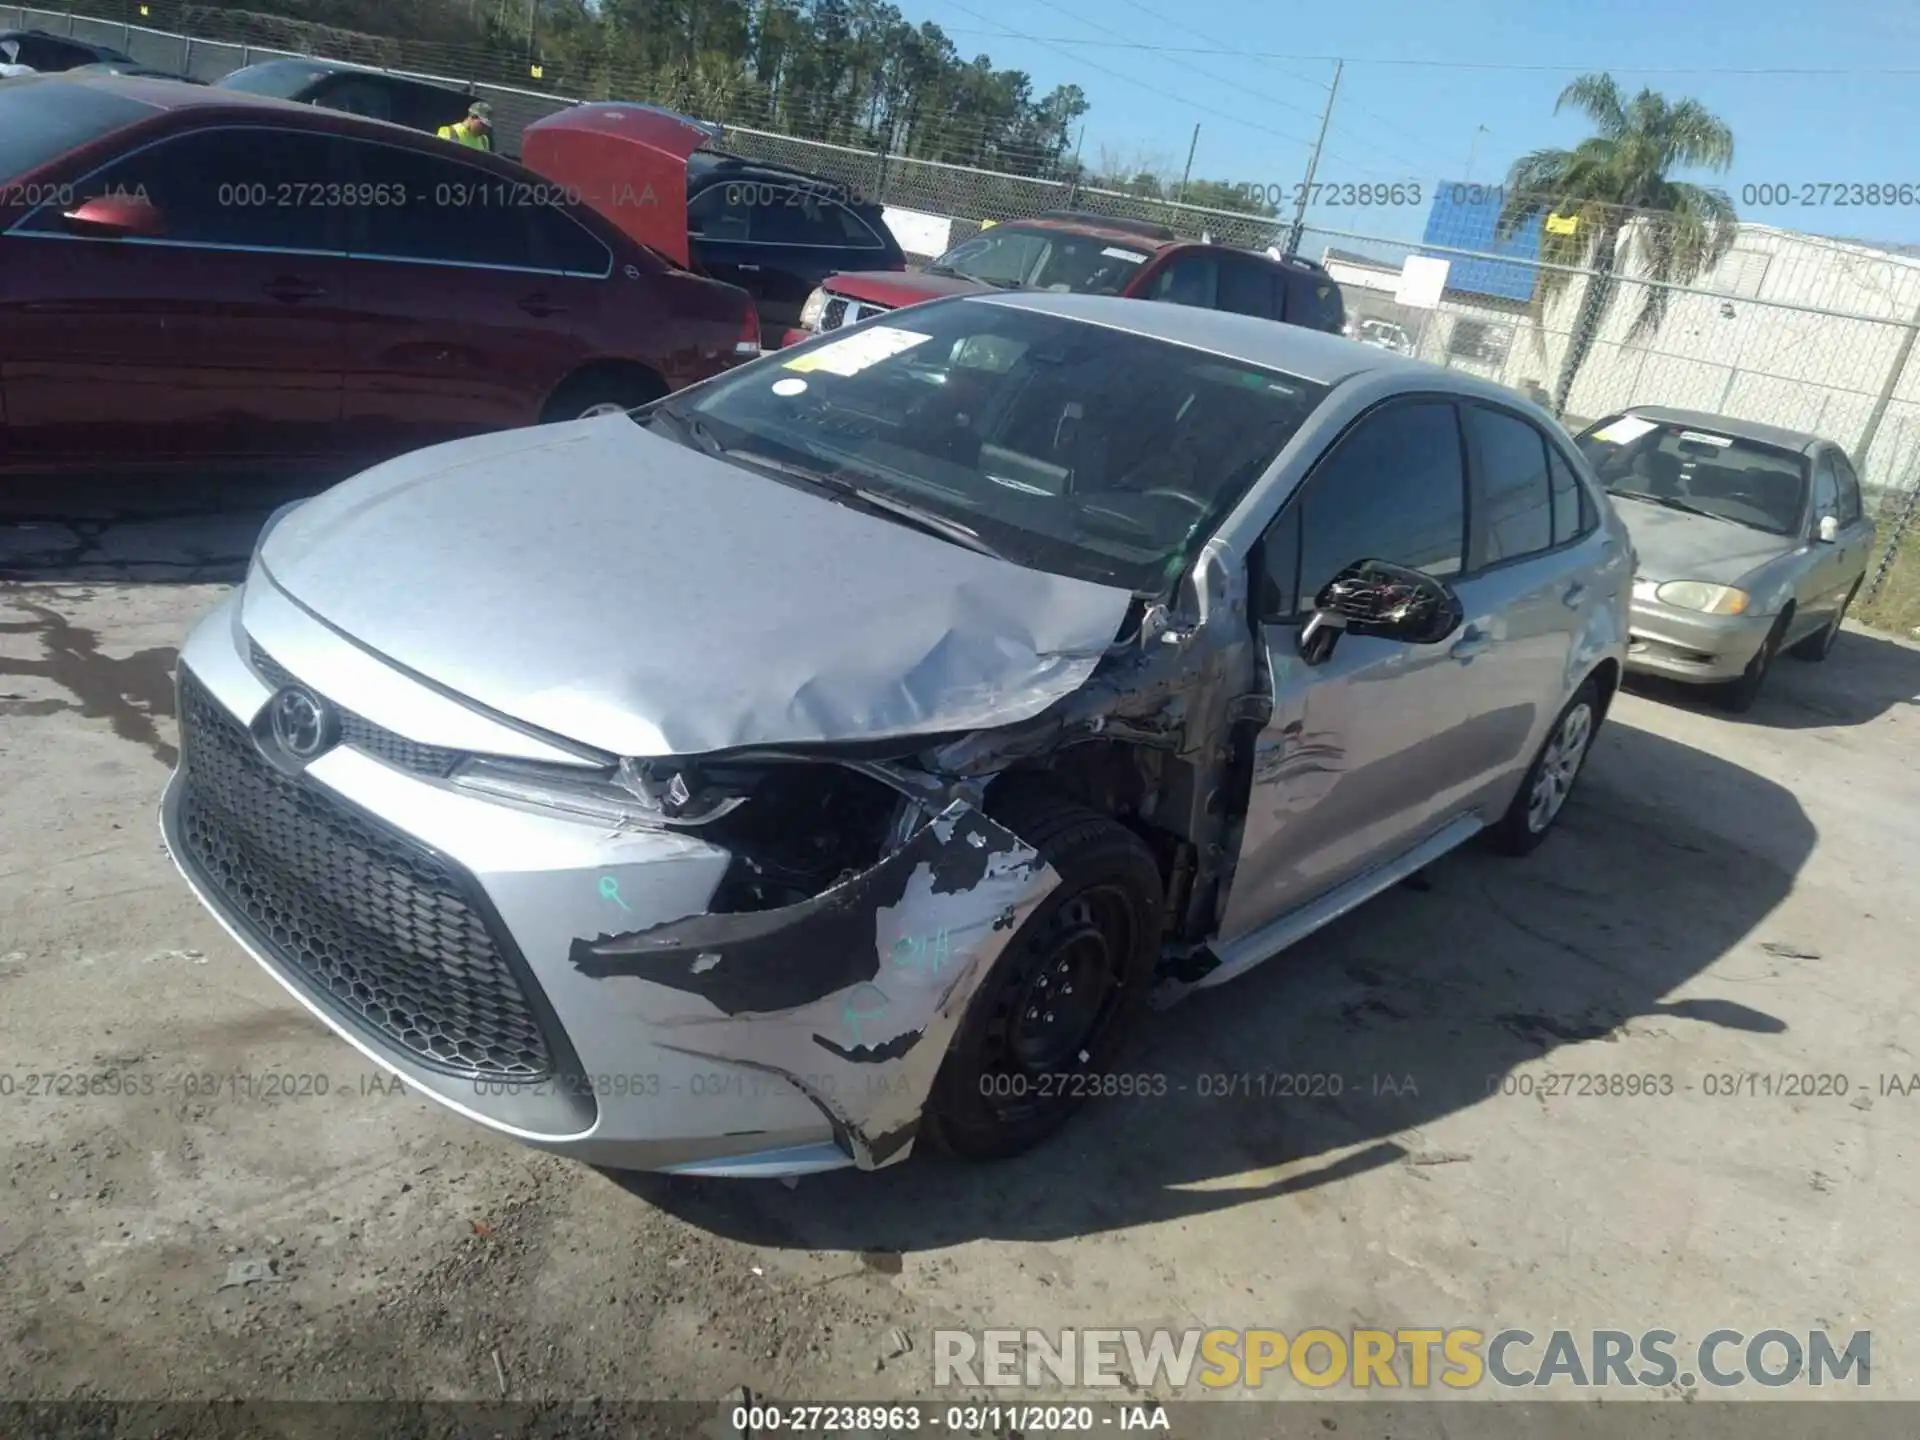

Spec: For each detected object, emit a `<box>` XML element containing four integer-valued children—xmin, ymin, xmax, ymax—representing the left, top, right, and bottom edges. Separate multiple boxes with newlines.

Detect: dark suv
<box><xmin>784</xmin><ymin>211</ymin><xmax>1344</xmax><ymax>345</ymax></box>
<box><xmin>0</xmin><ymin>28</ymin><xmax>137</xmax><ymax>73</ymax></box>
<box><xmin>686</xmin><ymin>153</ymin><xmax>906</xmax><ymax>347</ymax></box>
<box><xmin>215</xmin><ymin>58</ymin><xmax>476</xmax><ymax>136</ymax></box>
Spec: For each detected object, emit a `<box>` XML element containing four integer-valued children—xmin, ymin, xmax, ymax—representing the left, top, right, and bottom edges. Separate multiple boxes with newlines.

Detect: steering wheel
<box><xmin>1141</xmin><ymin>487</ymin><xmax>1210</xmax><ymax>516</ymax></box>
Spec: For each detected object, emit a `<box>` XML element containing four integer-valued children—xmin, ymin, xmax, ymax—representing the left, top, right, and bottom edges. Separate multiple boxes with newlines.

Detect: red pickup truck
<box><xmin>780</xmin><ymin>210</ymin><xmax>1346</xmax><ymax>345</ymax></box>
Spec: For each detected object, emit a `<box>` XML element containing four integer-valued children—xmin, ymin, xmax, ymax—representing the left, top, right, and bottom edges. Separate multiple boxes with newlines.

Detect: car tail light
<box><xmin>735</xmin><ymin>303</ymin><xmax>761</xmax><ymax>359</ymax></box>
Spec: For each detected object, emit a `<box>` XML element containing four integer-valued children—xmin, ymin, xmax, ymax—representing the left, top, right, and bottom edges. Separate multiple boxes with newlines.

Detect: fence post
<box><xmin>241</xmin><ymin>43</ymin><xmax>251</xmax><ymax>66</ymax></box>
<box><xmin>182</xmin><ymin>36</ymin><xmax>193</xmax><ymax>73</ymax></box>
<box><xmin>871</xmin><ymin>136</ymin><xmax>889</xmax><ymax>208</ymax></box>
<box><xmin>65</xmin><ymin>9</ymin><xmax>74</xmax><ymax>32</ymax></box>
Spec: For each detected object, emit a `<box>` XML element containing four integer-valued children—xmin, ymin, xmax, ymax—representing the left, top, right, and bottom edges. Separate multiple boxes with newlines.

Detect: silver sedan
<box><xmin>1572</xmin><ymin>406</ymin><xmax>1878</xmax><ymax>712</ymax></box>
<box><xmin>162</xmin><ymin>293</ymin><xmax>1630</xmax><ymax>1177</ymax></box>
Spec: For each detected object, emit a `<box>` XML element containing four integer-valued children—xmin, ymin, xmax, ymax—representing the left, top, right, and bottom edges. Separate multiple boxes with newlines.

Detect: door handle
<box><xmin>1449</xmin><ymin>627</ymin><xmax>1492</xmax><ymax>662</ymax></box>
<box><xmin>519</xmin><ymin>295</ymin><xmax>567</xmax><ymax>318</ymax></box>
<box><xmin>734</xmin><ymin>263</ymin><xmax>762</xmax><ymax>272</ymax></box>
<box><xmin>264</xmin><ymin>277</ymin><xmax>327</xmax><ymax>302</ymax></box>
<box><xmin>1562</xmin><ymin>581</ymin><xmax>1587</xmax><ymax>608</ymax></box>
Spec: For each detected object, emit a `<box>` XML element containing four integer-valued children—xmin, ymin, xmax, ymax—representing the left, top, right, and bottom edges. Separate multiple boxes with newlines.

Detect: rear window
<box><xmin>0</xmin><ymin>75</ymin><xmax>152</xmax><ymax>183</ymax></box>
<box><xmin>1289</xmin><ymin>271</ymin><xmax>1345</xmax><ymax>333</ymax></box>
<box><xmin>216</xmin><ymin>60</ymin><xmax>328</xmax><ymax>98</ymax></box>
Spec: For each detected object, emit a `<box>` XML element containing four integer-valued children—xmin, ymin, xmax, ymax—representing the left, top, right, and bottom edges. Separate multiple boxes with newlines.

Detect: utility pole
<box><xmin>1284</xmin><ymin>58</ymin><xmax>1341</xmax><ymax>257</ymax></box>
<box><xmin>1463</xmin><ymin>123</ymin><xmax>1489</xmax><ymax>183</ymax></box>
<box><xmin>1177</xmin><ymin>123</ymin><xmax>1200</xmax><ymax>206</ymax></box>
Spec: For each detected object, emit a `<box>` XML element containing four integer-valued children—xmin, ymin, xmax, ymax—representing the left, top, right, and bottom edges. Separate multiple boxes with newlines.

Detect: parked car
<box><xmin>215</xmin><ymin>57</ymin><xmax>477</xmax><ymax>137</ymax></box>
<box><xmin>780</xmin><ymin>212</ymin><xmax>1347</xmax><ymax>347</ymax></box>
<box><xmin>0</xmin><ymin>74</ymin><xmax>761</xmax><ymax>476</ymax></box>
<box><xmin>63</xmin><ymin>60</ymin><xmax>205</xmax><ymax>83</ymax></box>
<box><xmin>520</xmin><ymin>103</ymin><xmax>906</xmax><ymax>349</ymax></box>
<box><xmin>1353</xmin><ymin>317</ymin><xmax>1412</xmax><ymax>354</ymax></box>
<box><xmin>0</xmin><ymin>27</ymin><xmax>136</xmax><ymax>76</ymax></box>
<box><xmin>1572</xmin><ymin>406</ymin><xmax>1877</xmax><ymax>712</ymax></box>
<box><xmin>161</xmin><ymin>293</ymin><xmax>1630</xmax><ymax>1177</ymax></box>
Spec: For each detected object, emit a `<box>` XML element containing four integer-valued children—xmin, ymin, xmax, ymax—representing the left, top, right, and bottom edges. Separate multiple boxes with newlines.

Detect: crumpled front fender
<box><xmin>567</xmin><ymin>800</ymin><xmax>1058</xmax><ymax>1168</ymax></box>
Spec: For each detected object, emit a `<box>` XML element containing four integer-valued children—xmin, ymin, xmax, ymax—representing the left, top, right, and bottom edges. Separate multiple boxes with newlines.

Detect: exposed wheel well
<box><xmin>541</xmin><ymin>361</ymin><xmax>670</xmax><ymax>423</ymax></box>
<box><xmin>1588</xmin><ymin>657</ymin><xmax>1623</xmax><ymax>724</ymax></box>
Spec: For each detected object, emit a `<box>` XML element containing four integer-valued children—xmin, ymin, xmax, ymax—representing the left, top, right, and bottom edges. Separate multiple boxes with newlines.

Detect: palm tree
<box><xmin>1497</xmin><ymin>74</ymin><xmax>1738</xmax><ymax>418</ymax></box>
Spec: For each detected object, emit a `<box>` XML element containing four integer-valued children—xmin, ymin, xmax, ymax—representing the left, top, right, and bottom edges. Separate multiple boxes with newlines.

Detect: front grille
<box><xmin>249</xmin><ymin>642</ymin><xmax>464</xmax><ymax>779</ymax></box>
<box><xmin>175</xmin><ymin>667</ymin><xmax>555</xmax><ymax>1080</ymax></box>
<box><xmin>820</xmin><ymin>296</ymin><xmax>891</xmax><ymax>333</ymax></box>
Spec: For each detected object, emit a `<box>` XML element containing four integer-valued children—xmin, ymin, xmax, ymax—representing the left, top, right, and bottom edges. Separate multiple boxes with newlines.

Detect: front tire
<box><xmin>921</xmin><ymin>790</ymin><xmax>1162</xmax><ymax>1162</ymax></box>
<box><xmin>1788</xmin><ymin>583</ymin><xmax>1857</xmax><ymax>662</ymax></box>
<box><xmin>541</xmin><ymin>368</ymin><xmax>668</xmax><ymax>423</ymax></box>
<box><xmin>1714</xmin><ymin>610</ymin><xmax>1789</xmax><ymax>712</ymax></box>
<box><xmin>1487</xmin><ymin>678</ymin><xmax>1600</xmax><ymax>856</ymax></box>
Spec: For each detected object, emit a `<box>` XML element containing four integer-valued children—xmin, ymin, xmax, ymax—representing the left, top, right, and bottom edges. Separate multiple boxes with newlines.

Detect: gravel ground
<box><xmin>3</xmin><ymin>477</ymin><xmax>1919</xmax><ymax>1430</ymax></box>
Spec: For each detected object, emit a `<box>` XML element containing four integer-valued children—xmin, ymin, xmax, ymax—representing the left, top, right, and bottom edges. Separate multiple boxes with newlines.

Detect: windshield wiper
<box><xmin>921</xmin><ymin>263</ymin><xmax>960</xmax><ymax>277</ymax></box>
<box><xmin>1609</xmin><ymin>489</ymin><xmax>1742</xmax><ymax>524</ymax></box>
<box><xmin>724</xmin><ymin>449</ymin><xmax>1010</xmax><ymax>560</ymax></box>
<box><xmin>646</xmin><ymin>406</ymin><xmax>727</xmax><ymax>457</ymax></box>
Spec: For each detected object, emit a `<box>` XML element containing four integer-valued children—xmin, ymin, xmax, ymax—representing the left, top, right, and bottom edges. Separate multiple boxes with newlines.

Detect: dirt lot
<box><xmin>3</xmin><ymin>477</ymin><xmax>1919</xmax><ymax>1426</ymax></box>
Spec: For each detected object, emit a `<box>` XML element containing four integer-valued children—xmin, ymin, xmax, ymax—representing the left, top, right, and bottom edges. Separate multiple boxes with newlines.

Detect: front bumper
<box><xmin>158</xmin><ymin>580</ymin><xmax>1056</xmax><ymax>1177</ymax></box>
<box><xmin>1624</xmin><ymin>592</ymin><xmax>1775</xmax><ymax>684</ymax></box>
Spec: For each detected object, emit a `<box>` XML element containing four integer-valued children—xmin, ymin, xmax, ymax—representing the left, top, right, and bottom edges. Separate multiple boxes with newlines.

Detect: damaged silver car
<box><xmin>161</xmin><ymin>292</ymin><xmax>1632</xmax><ymax>1177</ymax></box>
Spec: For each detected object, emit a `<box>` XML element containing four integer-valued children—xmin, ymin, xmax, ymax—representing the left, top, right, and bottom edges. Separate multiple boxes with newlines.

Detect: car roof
<box><xmin>969</xmin><ymin>289</ymin><xmax>1509</xmax><ymax>391</ymax></box>
<box><xmin>221</xmin><ymin>55</ymin><xmax>470</xmax><ymax>93</ymax></box>
<box><xmin>1614</xmin><ymin>405</ymin><xmax>1825</xmax><ymax>455</ymax></box>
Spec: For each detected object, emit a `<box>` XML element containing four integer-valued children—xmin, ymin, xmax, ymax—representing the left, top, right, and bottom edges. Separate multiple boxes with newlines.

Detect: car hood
<box><xmin>823</xmin><ymin>270</ymin><xmax>991</xmax><ymax>306</ymax></box>
<box><xmin>1611</xmin><ymin>495</ymin><xmax>1799</xmax><ymax>584</ymax></box>
<box><xmin>257</xmin><ymin>417</ymin><xmax>1134</xmax><ymax>759</ymax></box>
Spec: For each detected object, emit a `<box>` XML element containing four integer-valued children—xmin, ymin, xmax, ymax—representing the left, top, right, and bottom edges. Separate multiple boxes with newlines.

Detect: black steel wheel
<box><xmin>921</xmin><ymin>789</ymin><xmax>1162</xmax><ymax>1161</ymax></box>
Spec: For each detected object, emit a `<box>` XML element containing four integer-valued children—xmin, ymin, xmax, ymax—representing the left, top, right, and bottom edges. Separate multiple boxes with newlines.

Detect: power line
<box><xmin>934</xmin><ymin>33</ymin><xmax>1920</xmax><ymax>76</ymax></box>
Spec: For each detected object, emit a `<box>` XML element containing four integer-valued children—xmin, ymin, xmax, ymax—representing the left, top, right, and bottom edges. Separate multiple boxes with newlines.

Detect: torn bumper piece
<box><xmin>158</xmin><ymin>598</ymin><xmax>1055</xmax><ymax>1177</ymax></box>
<box><xmin>569</xmin><ymin>803</ymin><xmax>1058</xmax><ymax>1170</ymax></box>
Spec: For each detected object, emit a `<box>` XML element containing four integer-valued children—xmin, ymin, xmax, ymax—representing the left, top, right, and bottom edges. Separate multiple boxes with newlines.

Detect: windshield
<box><xmin>928</xmin><ymin>226</ymin><xmax>1152</xmax><ymax>296</ymax></box>
<box><xmin>0</xmin><ymin>74</ymin><xmax>151</xmax><ymax>183</ymax></box>
<box><xmin>657</xmin><ymin>297</ymin><xmax>1330</xmax><ymax>593</ymax></box>
<box><xmin>216</xmin><ymin>60</ymin><xmax>327</xmax><ymax>97</ymax></box>
<box><xmin>1574</xmin><ymin>414</ymin><xmax>1809</xmax><ymax>537</ymax></box>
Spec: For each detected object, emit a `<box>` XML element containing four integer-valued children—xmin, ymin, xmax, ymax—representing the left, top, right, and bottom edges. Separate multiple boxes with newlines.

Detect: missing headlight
<box><xmin>703</xmin><ymin>764</ymin><xmax>920</xmax><ymax>914</ymax></box>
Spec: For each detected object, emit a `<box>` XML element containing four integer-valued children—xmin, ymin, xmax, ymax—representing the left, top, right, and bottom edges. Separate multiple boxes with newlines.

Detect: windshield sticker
<box><xmin>770</xmin><ymin>377</ymin><xmax>808</xmax><ymax>397</ymax></box>
<box><xmin>1588</xmin><ymin>415</ymin><xmax>1659</xmax><ymax>445</ymax></box>
<box><xmin>1102</xmin><ymin>246</ymin><xmax>1149</xmax><ymax>263</ymax></box>
<box><xmin>783</xmin><ymin>326</ymin><xmax>931</xmax><ymax>376</ymax></box>
<box><xmin>1677</xmin><ymin>429</ymin><xmax>1734</xmax><ymax>447</ymax></box>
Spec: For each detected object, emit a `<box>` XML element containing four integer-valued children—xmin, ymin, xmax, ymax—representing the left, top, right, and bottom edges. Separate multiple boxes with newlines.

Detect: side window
<box><xmin>1290</xmin><ymin>274</ymin><xmax>1345</xmax><ymax>333</ymax></box>
<box><xmin>1255</xmin><ymin>504</ymin><xmax>1302</xmax><ymax>619</ymax></box>
<box><xmin>1217</xmin><ymin>256</ymin><xmax>1278</xmax><ymax>320</ymax></box>
<box><xmin>342</xmin><ymin>140</ymin><xmax>540</xmax><ymax>269</ymax></box>
<box><xmin>30</xmin><ymin>126</ymin><xmax>342</xmax><ymax>251</ymax></box>
<box><xmin>687</xmin><ymin>183</ymin><xmax>750</xmax><ymax>241</ymax></box>
<box><xmin>1811</xmin><ymin>454</ymin><xmax>1839</xmax><ymax>520</ymax></box>
<box><xmin>1548</xmin><ymin>446</ymin><xmax>1597</xmax><ymax>546</ymax></box>
<box><xmin>750</xmin><ymin>188</ymin><xmax>845</xmax><ymax>245</ymax></box>
<box><xmin>18</xmin><ymin>36</ymin><xmax>82</xmax><ymax>69</ymax></box>
<box><xmin>314</xmin><ymin>77</ymin><xmax>393</xmax><ymax>122</ymax></box>
<box><xmin>527</xmin><ymin>206</ymin><xmax>611</xmax><ymax>276</ymax></box>
<box><xmin>829</xmin><ymin>202</ymin><xmax>886</xmax><ymax>248</ymax></box>
<box><xmin>1148</xmin><ymin>254</ymin><xmax>1219</xmax><ymax>309</ymax></box>
<box><xmin>391</xmin><ymin>83</ymin><xmax>468</xmax><ymax>133</ymax></box>
<box><xmin>1290</xmin><ymin>400</ymin><xmax>1468</xmax><ymax>613</ymax></box>
<box><xmin>1832</xmin><ymin>453</ymin><xmax>1864</xmax><ymax>525</ymax></box>
<box><xmin>1464</xmin><ymin>404</ymin><xmax>1554</xmax><ymax>566</ymax></box>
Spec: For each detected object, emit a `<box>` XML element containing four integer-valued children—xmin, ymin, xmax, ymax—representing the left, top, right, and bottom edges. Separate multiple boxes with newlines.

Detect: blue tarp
<box><xmin>1421</xmin><ymin>184</ymin><xmax>1544</xmax><ymax>301</ymax></box>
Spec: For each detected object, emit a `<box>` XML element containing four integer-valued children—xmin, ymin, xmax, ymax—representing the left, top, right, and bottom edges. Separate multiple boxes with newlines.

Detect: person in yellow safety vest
<box><xmin>437</xmin><ymin>102</ymin><xmax>493</xmax><ymax>152</ymax></box>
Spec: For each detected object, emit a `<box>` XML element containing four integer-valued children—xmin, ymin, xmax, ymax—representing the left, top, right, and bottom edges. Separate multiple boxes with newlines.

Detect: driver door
<box><xmin>1216</xmin><ymin>398</ymin><xmax>1476</xmax><ymax>943</ymax></box>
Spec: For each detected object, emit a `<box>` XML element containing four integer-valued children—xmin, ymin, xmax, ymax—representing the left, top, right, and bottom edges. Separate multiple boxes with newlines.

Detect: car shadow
<box><xmin>1625</xmin><ymin>622</ymin><xmax>1920</xmax><ymax>729</ymax></box>
<box><xmin>619</xmin><ymin>715</ymin><xmax>1813</xmax><ymax>1248</ymax></box>
<box><xmin>0</xmin><ymin>471</ymin><xmax>334</xmax><ymax>584</ymax></box>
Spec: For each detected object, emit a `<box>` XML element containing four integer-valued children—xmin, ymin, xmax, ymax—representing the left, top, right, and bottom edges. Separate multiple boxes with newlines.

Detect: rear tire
<box><xmin>1487</xmin><ymin>678</ymin><xmax>1600</xmax><ymax>857</ymax></box>
<box><xmin>1714</xmin><ymin>610</ymin><xmax>1789</xmax><ymax>712</ymax></box>
<box><xmin>921</xmin><ymin>789</ymin><xmax>1162</xmax><ymax>1162</ymax></box>
<box><xmin>541</xmin><ymin>368</ymin><xmax>668</xmax><ymax>423</ymax></box>
<box><xmin>1788</xmin><ymin>584</ymin><xmax>1857</xmax><ymax>662</ymax></box>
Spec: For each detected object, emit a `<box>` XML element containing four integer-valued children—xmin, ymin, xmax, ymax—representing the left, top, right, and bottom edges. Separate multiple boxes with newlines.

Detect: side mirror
<box><xmin>61</xmin><ymin>193</ymin><xmax>166</xmax><ymax>239</ymax></box>
<box><xmin>1816</xmin><ymin>514</ymin><xmax>1840</xmax><ymax>544</ymax></box>
<box><xmin>1295</xmin><ymin>559</ymin><xmax>1464</xmax><ymax>666</ymax></box>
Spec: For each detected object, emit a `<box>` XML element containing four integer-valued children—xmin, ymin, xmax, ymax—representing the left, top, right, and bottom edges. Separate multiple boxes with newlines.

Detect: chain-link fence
<box><xmin>6</xmin><ymin>2</ymin><xmax>1918</xmax><ymax>624</ymax></box>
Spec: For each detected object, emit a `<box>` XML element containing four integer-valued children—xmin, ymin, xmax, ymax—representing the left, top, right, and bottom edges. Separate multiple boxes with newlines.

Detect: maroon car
<box><xmin>0</xmin><ymin>74</ymin><xmax>761</xmax><ymax>475</ymax></box>
<box><xmin>782</xmin><ymin>211</ymin><xmax>1347</xmax><ymax>347</ymax></box>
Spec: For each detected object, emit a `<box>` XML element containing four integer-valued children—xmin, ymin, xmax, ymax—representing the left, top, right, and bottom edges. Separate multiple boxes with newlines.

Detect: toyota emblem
<box><xmin>268</xmin><ymin>686</ymin><xmax>336</xmax><ymax>761</ymax></box>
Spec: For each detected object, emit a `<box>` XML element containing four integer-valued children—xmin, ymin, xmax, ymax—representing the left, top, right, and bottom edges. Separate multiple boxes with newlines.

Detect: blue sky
<box><xmin>902</xmin><ymin>0</ymin><xmax>1920</xmax><ymax>246</ymax></box>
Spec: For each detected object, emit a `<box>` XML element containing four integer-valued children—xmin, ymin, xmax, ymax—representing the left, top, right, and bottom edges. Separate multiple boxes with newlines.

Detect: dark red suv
<box><xmin>0</xmin><ymin>74</ymin><xmax>761</xmax><ymax>475</ymax></box>
<box><xmin>783</xmin><ymin>211</ymin><xmax>1346</xmax><ymax>346</ymax></box>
